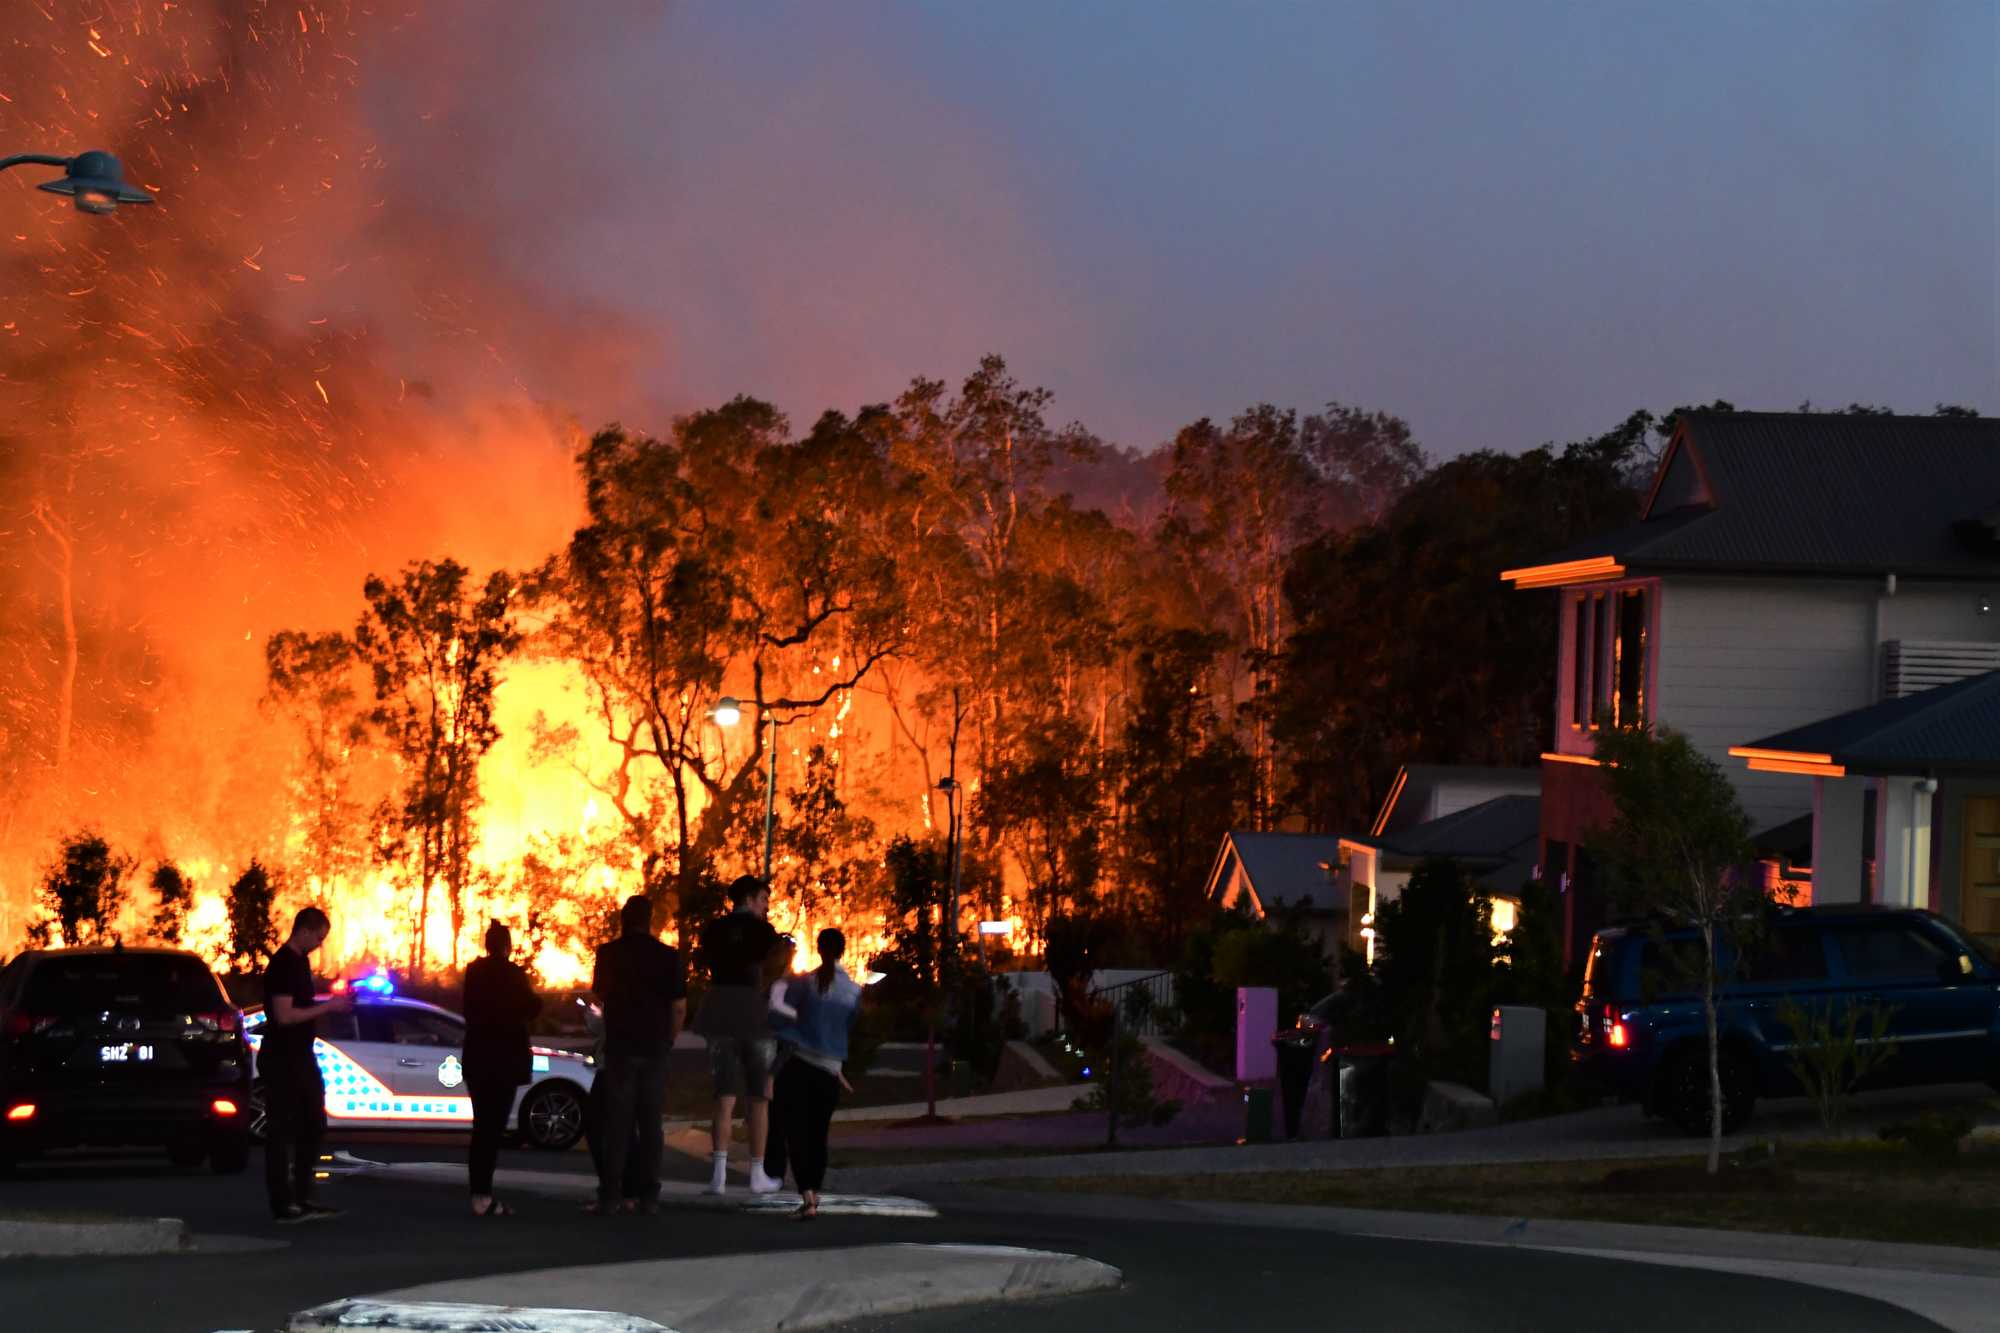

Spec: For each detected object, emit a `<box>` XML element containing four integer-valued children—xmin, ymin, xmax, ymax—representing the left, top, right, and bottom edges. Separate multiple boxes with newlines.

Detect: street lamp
<box><xmin>709</xmin><ymin>695</ymin><xmax>786</xmax><ymax>883</ymax></box>
<box><xmin>936</xmin><ymin>774</ymin><xmax>965</xmax><ymax>959</ymax></box>
<box><xmin>6</xmin><ymin>151</ymin><xmax>155</xmax><ymax>215</ymax></box>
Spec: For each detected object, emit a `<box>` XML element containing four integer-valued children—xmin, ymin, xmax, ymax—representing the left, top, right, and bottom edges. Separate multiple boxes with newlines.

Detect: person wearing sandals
<box><xmin>769</xmin><ymin>929</ymin><xmax>863</xmax><ymax>1219</ymax></box>
<box><xmin>462</xmin><ymin>921</ymin><xmax>541</xmax><ymax>1218</ymax></box>
<box><xmin>588</xmin><ymin>894</ymin><xmax>688</xmax><ymax>1215</ymax></box>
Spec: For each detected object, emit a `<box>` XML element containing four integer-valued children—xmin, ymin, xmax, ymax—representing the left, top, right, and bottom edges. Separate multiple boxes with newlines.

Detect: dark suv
<box><xmin>0</xmin><ymin>947</ymin><xmax>252</xmax><ymax>1172</ymax></box>
<box><xmin>1574</xmin><ymin>906</ymin><xmax>2000</xmax><ymax>1135</ymax></box>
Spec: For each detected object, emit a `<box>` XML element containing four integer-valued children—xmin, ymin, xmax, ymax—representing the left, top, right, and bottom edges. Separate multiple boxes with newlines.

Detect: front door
<box><xmin>1961</xmin><ymin>796</ymin><xmax>2000</xmax><ymax>956</ymax></box>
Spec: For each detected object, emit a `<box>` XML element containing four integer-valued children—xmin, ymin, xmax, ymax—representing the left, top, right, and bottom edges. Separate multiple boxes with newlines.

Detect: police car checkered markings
<box><xmin>736</xmin><ymin>1192</ymin><xmax>939</xmax><ymax>1219</ymax></box>
<box><xmin>248</xmin><ymin>1030</ymin><xmax>476</xmax><ymax>1124</ymax></box>
<box><xmin>289</xmin><ymin>1299</ymin><xmax>674</xmax><ymax>1332</ymax></box>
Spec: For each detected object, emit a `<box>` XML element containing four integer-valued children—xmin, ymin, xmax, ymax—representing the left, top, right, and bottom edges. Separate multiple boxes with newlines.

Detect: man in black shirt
<box><xmin>260</xmin><ymin>906</ymin><xmax>351</xmax><ymax>1222</ymax></box>
<box><xmin>693</xmin><ymin>874</ymin><xmax>782</xmax><ymax>1195</ymax></box>
<box><xmin>588</xmin><ymin>893</ymin><xmax>687</xmax><ymax>1214</ymax></box>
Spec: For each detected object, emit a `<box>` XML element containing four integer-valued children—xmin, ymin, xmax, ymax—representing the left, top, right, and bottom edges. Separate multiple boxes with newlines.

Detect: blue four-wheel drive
<box><xmin>1573</xmin><ymin>905</ymin><xmax>2000</xmax><ymax>1135</ymax></box>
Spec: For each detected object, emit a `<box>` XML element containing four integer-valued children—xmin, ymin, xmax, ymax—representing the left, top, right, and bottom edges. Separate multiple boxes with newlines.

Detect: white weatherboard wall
<box><xmin>1877</xmin><ymin>582</ymin><xmax>2000</xmax><ymax>645</ymax></box>
<box><xmin>1654</xmin><ymin>577</ymin><xmax>1876</xmax><ymax>835</ymax></box>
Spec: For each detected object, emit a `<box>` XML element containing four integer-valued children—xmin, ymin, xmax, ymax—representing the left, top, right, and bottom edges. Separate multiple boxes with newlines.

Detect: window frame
<box><xmin>1557</xmin><ymin>577</ymin><xmax>1660</xmax><ymax>751</ymax></box>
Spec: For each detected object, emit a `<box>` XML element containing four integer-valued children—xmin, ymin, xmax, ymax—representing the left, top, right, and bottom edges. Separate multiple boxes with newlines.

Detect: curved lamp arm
<box><xmin>5</xmin><ymin>150</ymin><xmax>154</xmax><ymax>214</ymax></box>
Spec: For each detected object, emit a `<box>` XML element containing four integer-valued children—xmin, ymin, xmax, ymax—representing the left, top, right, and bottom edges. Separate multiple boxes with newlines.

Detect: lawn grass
<box><xmin>987</xmin><ymin>1143</ymin><xmax>2000</xmax><ymax>1250</ymax></box>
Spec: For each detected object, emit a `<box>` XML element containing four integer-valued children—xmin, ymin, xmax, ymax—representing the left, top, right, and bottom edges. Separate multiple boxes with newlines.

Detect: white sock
<box><xmin>706</xmin><ymin>1152</ymin><xmax>729</xmax><ymax>1193</ymax></box>
<box><xmin>748</xmin><ymin>1162</ymin><xmax>781</xmax><ymax>1193</ymax></box>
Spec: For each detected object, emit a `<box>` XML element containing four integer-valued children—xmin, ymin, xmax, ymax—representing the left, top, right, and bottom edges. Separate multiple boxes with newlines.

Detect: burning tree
<box><xmin>225</xmin><ymin>859</ymin><xmax>280</xmax><ymax>977</ymax></box>
<box><xmin>354</xmin><ymin>560</ymin><xmax>520</xmax><ymax>972</ymax></box>
<box><xmin>149</xmin><ymin>861</ymin><xmax>194</xmax><ymax>947</ymax></box>
<box><xmin>773</xmin><ymin>745</ymin><xmax>881</xmax><ymax>936</ymax></box>
<box><xmin>28</xmin><ymin>831</ymin><xmax>135</xmax><ymax>948</ymax></box>
<box><xmin>534</xmin><ymin>402</ymin><xmax>903</xmax><ymax>929</ymax></box>
<box><xmin>265</xmin><ymin>631</ymin><xmax>377</xmax><ymax>900</ymax></box>
<box><xmin>978</xmin><ymin>714</ymin><xmax>1104</xmax><ymax>952</ymax></box>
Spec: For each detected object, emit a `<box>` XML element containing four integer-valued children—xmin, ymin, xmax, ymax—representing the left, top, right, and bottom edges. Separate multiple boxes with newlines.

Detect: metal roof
<box><xmin>1372</xmin><ymin>764</ymin><xmax>1541</xmax><ymax>836</ymax></box>
<box><xmin>1364</xmin><ymin>794</ymin><xmax>1542</xmax><ymax>863</ymax></box>
<box><xmin>1740</xmin><ymin>669</ymin><xmax>2000</xmax><ymax>774</ymax></box>
<box><xmin>1528</xmin><ymin>412</ymin><xmax>2000</xmax><ymax>579</ymax></box>
<box><xmin>1210</xmin><ymin>831</ymin><xmax>1343</xmax><ymax>913</ymax></box>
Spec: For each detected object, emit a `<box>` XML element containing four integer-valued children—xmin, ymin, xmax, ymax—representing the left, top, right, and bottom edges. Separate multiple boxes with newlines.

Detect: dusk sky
<box><xmin>424</xmin><ymin>2</ymin><xmax>1995</xmax><ymax>457</ymax></box>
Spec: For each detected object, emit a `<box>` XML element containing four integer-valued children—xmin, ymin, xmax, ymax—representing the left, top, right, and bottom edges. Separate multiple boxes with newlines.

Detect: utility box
<box><xmin>1236</xmin><ymin>987</ymin><xmax>1278</xmax><ymax>1082</ymax></box>
<box><xmin>1488</xmin><ymin>1005</ymin><xmax>1545</xmax><ymax>1109</ymax></box>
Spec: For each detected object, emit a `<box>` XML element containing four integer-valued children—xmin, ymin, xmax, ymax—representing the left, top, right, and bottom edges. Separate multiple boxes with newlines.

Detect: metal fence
<box><xmin>1088</xmin><ymin>969</ymin><xmax>1176</xmax><ymax>1038</ymax></box>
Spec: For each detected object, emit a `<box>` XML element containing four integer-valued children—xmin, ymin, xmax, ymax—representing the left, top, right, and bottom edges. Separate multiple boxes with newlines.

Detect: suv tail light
<box><xmin>2</xmin><ymin>1012</ymin><xmax>53</xmax><ymax>1040</ymax></box>
<box><xmin>194</xmin><ymin>1010</ymin><xmax>241</xmax><ymax>1034</ymax></box>
<box><xmin>1601</xmin><ymin>1004</ymin><xmax>1630</xmax><ymax>1050</ymax></box>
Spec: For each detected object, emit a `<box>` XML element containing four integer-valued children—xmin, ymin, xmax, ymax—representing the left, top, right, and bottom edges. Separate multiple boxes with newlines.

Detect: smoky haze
<box><xmin>0</xmin><ymin>3</ymin><xmax>668</xmax><ymax>928</ymax></box>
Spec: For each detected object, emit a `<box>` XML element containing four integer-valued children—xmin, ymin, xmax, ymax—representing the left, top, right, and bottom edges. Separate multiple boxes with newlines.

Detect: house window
<box><xmin>1613</xmin><ymin>587</ymin><xmax>1649</xmax><ymax>726</ymax></box>
<box><xmin>1589</xmin><ymin>592</ymin><xmax>1610</xmax><ymax>721</ymax></box>
<box><xmin>1569</xmin><ymin>597</ymin><xmax>1591</xmax><ymax>728</ymax></box>
<box><xmin>1565</xmin><ymin>584</ymin><xmax>1653</xmax><ymax>733</ymax></box>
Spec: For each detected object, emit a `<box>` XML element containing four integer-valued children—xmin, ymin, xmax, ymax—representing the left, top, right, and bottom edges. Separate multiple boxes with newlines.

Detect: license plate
<box><xmin>99</xmin><ymin>1043</ymin><xmax>154</xmax><ymax>1063</ymax></box>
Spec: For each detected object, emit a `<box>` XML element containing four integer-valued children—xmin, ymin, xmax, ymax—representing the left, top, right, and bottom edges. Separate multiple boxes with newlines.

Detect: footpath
<box><xmin>837</xmin><ymin>1079</ymin><xmax>2000</xmax><ymax>1191</ymax></box>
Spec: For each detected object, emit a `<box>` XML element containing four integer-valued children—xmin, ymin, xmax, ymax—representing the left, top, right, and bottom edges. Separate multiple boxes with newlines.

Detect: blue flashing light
<box><xmin>354</xmin><ymin>967</ymin><xmax>396</xmax><ymax>996</ymax></box>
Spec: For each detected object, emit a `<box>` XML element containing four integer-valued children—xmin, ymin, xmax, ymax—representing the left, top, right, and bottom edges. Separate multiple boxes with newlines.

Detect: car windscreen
<box><xmin>22</xmin><ymin>955</ymin><xmax>226</xmax><ymax>1013</ymax></box>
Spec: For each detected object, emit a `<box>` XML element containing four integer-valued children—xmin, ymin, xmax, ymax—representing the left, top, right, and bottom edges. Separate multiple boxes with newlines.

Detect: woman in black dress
<box><xmin>462</xmin><ymin>921</ymin><xmax>541</xmax><ymax>1216</ymax></box>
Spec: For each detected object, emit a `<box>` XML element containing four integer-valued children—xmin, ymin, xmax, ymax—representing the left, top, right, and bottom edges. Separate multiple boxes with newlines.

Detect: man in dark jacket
<box><xmin>588</xmin><ymin>894</ymin><xmax>687</xmax><ymax>1214</ymax></box>
<box><xmin>462</xmin><ymin>921</ymin><xmax>540</xmax><ymax>1217</ymax></box>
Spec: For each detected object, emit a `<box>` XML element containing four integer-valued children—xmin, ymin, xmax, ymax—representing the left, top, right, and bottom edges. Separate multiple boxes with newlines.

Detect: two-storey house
<box><xmin>1503</xmin><ymin>411</ymin><xmax>2000</xmax><ymax>959</ymax></box>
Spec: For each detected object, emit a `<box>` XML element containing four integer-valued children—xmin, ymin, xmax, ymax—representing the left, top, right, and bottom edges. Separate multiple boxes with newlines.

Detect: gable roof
<box><xmin>1371</xmin><ymin>794</ymin><xmax>1541</xmax><ymax>863</ymax></box>
<box><xmin>1734</xmin><ymin>668</ymin><xmax>2000</xmax><ymax>776</ymax></box>
<box><xmin>1205</xmin><ymin>831</ymin><xmax>1343</xmax><ymax>914</ymax></box>
<box><xmin>1507</xmin><ymin>412</ymin><xmax>2000</xmax><ymax>584</ymax></box>
<box><xmin>1370</xmin><ymin>764</ymin><xmax>1542</xmax><ymax>837</ymax></box>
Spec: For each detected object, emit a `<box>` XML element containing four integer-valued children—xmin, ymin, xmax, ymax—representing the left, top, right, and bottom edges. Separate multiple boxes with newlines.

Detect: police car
<box><xmin>242</xmin><ymin>972</ymin><xmax>594</xmax><ymax>1150</ymax></box>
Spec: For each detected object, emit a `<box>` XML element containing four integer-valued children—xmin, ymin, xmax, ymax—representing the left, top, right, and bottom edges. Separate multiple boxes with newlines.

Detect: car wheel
<box><xmin>520</xmin><ymin>1082</ymin><xmax>586</xmax><ymax>1151</ymax></box>
<box><xmin>1662</xmin><ymin>1045</ymin><xmax>1755</xmax><ymax>1136</ymax></box>
<box><xmin>247</xmin><ymin>1079</ymin><xmax>269</xmax><ymax>1144</ymax></box>
<box><xmin>210</xmin><ymin>1133</ymin><xmax>251</xmax><ymax>1175</ymax></box>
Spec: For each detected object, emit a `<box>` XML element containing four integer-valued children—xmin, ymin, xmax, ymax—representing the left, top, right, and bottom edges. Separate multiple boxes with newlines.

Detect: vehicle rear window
<box><xmin>1832</xmin><ymin>924</ymin><xmax>1953</xmax><ymax>982</ymax></box>
<box><xmin>1742</xmin><ymin>927</ymin><xmax>1828</xmax><ymax>984</ymax></box>
<box><xmin>1638</xmin><ymin>937</ymin><xmax>1708</xmax><ymax>1000</ymax></box>
<box><xmin>22</xmin><ymin>955</ymin><xmax>226</xmax><ymax>1013</ymax></box>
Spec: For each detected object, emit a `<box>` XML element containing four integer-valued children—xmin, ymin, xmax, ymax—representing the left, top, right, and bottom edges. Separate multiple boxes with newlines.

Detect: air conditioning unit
<box><xmin>1882</xmin><ymin>639</ymin><xmax>2000</xmax><ymax>699</ymax></box>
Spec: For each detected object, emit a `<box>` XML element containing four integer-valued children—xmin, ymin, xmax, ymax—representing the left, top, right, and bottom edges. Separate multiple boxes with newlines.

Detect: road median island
<box><xmin>290</xmin><ymin>1243</ymin><xmax>1123</xmax><ymax>1332</ymax></box>
<box><xmin>0</xmin><ymin>1210</ymin><xmax>189</xmax><ymax>1257</ymax></box>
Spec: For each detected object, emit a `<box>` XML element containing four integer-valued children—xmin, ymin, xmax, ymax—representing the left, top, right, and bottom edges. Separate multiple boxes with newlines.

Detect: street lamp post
<box><xmin>709</xmin><ymin>696</ymin><xmax>787</xmax><ymax>884</ymax></box>
<box><xmin>929</xmin><ymin>773</ymin><xmax>966</xmax><ymax>1121</ymax></box>
<box><xmin>5</xmin><ymin>151</ymin><xmax>155</xmax><ymax>214</ymax></box>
